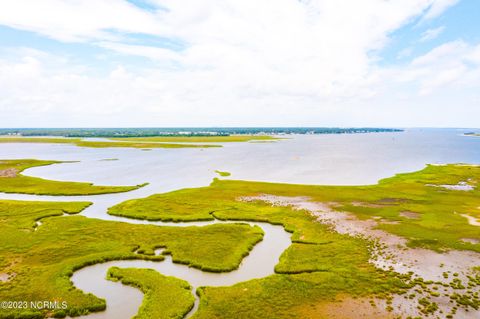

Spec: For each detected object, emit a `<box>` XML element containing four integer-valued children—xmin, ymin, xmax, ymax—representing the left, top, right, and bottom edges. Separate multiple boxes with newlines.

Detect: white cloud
<box><xmin>97</xmin><ymin>41</ymin><xmax>181</xmax><ymax>62</ymax></box>
<box><xmin>0</xmin><ymin>0</ymin><xmax>477</xmax><ymax>127</ymax></box>
<box><xmin>420</xmin><ymin>26</ymin><xmax>445</xmax><ymax>42</ymax></box>
<box><xmin>0</xmin><ymin>0</ymin><xmax>167</xmax><ymax>42</ymax></box>
<box><xmin>385</xmin><ymin>41</ymin><xmax>480</xmax><ymax>95</ymax></box>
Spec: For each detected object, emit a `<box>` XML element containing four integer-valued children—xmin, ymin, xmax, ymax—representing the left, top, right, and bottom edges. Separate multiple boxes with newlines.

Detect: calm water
<box><xmin>0</xmin><ymin>129</ymin><xmax>479</xmax><ymax>191</ymax></box>
<box><xmin>1</xmin><ymin>128</ymin><xmax>479</xmax><ymax>319</ymax></box>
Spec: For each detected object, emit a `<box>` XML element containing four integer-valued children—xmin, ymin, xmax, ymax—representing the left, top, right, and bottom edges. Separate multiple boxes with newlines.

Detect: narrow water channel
<box><xmin>71</xmin><ymin>219</ymin><xmax>291</xmax><ymax>319</ymax></box>
<box><xmin>0</xmin><ymin>190</ymin><xmax>292</xmax><ymax>319</ymax></box>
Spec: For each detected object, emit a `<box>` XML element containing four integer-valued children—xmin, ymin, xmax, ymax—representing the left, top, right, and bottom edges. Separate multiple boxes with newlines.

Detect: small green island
<box><xmin>214</xmin><ymin>170</ymin><xmax>231</xmax><ymax>177</ymax></box>
<box><xmin>107</xmin><ymin>267</ymin><xmax>195</xmax><ymax>319</ymax></box>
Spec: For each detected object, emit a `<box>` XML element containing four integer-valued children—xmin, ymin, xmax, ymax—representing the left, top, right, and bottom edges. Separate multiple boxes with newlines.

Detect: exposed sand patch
<box><xmin>461</xmin><ymin>238</ymin><xmax>480</xmax><ymax>244</ymax></box>
<box><xmin>349</xmin><ymin>199</ymin><xmax>408</xmax><ymax>208</ymax></box>
<box><xmin>0</xmin><ymin>272</ymin><xmax>16</xmax><ymax>283</ymax></box>
<box><xmin>389</xmin><ymin>285</ymin><xmax>480</xmax><ymax>319</ymax></box>
<box><xmin>427</xmin><ymin>181</ymin><xmax>475</xmax><ymax>191</ymax></box>
<box><xmin>460</xmin><ymin>213</ymin><xmax>480</xmax><ymax>226</ymax></box>
<box><xmin>378</xmin><ymin>220</ymin><xmax>400</xmax><ymax>225</ymax></box>
<box><xmin>0</xmin><ymin>259</ymin><xmax>19</xmax><ymax>283</ymax></box>
<box><xmin>0</xmin><ymin>273</ymin><xmax>9</xmax><ymax>282</ymax></box>
<box><xmin>241</xmin><ymin>195</ymin><xmax>480</xmax><ymax>318</ymax></box>
<box><xmin>243</xmin><ymin>194</ymin><xmax>406</xmax><ymax>247</ymax></box>
<box><xmin>0</xmin><ymin>168</ymin><xmax>18</xmax><ymax>178</ymax></box>
<box><xmin>399</xmin><ymin>211</ymin><xmax>420</xmax><ymax>219</ymax></box>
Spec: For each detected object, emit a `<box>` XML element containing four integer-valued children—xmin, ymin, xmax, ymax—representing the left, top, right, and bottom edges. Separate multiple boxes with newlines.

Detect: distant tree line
<box><xmin>0</xmin><ymin>127</ymin><xmax>403</xmax><ymax>137</ymax></box>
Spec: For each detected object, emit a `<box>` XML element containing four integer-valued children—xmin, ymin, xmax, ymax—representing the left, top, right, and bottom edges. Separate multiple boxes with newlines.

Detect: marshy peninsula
<box><xmin>0</xmin><ymin>128</ymin><xmax>479</xmax><ymax>319</ymax></box>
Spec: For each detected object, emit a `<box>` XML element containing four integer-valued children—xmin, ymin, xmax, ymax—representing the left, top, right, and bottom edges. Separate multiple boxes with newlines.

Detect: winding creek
<box><xmin>72</xmin><ymin>220</ymin><xmax>291</xmax><ymax>319</ymax></box>
<box><xmin>0</xmin><ymin>182</ymin><xmax>292</xmax><ymax>319</ymax></box>
<box><xmin>1</xmin><ymin>129</ymin><xmax>480</xmax><ymax>318</ymax></box>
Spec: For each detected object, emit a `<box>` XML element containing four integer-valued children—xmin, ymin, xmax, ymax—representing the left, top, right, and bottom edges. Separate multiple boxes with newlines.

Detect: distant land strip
<box><xmin>0</xmin><ymin>137</ymin><xmax>220</xmax><ymax>149</ymax></box>
<box><xmin>0</xmin><ymin>127</ymin><xmax>403</xmax><ymax>138</ymax></box>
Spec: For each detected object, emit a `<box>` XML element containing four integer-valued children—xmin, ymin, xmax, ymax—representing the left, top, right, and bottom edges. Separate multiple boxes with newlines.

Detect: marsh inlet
<box><xmin>71</xmin><ymin>221</ymin><xmax>291</xmax><ymax>319</ymax></box>
<box><xmin>0</xmin><ymin>190</ymin><xmax>290</xmax><ymax>318</ymax></box>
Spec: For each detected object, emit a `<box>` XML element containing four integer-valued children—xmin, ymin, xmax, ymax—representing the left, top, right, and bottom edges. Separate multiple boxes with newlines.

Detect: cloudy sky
<box><xmin>0</xmin><ymin>0</ymin><xmax>479</xmax><ymax>127</ymax></box>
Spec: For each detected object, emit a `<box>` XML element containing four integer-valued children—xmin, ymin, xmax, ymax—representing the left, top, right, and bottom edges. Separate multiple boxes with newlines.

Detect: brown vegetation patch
<box><xmin>294</xmin><ymin>297</ymin><xmax>394</xmax><ymax>319</ymax></box>
<box><xmin>0</xmin><ymin>259</ymin><xmax>18</xmax><ymax>283</ymax></box>
<box><xmin>0</xmin><ymin>168</ymin><xmax>18</xmax><ymax>178</ymax></box>
<box><xmin>377</xmin><ymin>198</ymin><xmax>409</xmax><ymax>204</ymax></box>
<box><xmin>350</xmin><ymin>199</ymin><xmax>408</xmax><ymax>208</ymax></box>
<box><xmin>351</xmin><ymin>201</ymin><xmax>386</xmax><ymax>208</ymax></box>
<box><xmin>399</xmin><ymin>211</ymin><xmax>420</xmax><ymax>219</ymax></box>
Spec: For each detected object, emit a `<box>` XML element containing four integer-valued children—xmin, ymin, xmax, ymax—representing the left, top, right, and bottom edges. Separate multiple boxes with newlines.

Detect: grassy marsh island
<box><xmin>214</xmin><ymin>170</ymin><xmax>231</xmax><ymax>177</ymax></box>
<box><xmin>107</xmin><ymin>164</ymin><xmax>480</xmax><ymax>318</ymax></box>
<box><xmin>107</xmin><ymin>267</ymin><xmax>195</xmax><ymax>319</ymax></box>
<box><xmin>0</xmin><ymin>199</ymin><xmax>263</xmax><ymax>318</ymax></box>
<box><xmin>0</xmin><ymin>137</ymin><xmax>220</xmax><ymax>149</ymax></box>
<box><xmin>0</xmin><ymin>159</ymin><xmax>145</xmax><ymax>195</ymax></box>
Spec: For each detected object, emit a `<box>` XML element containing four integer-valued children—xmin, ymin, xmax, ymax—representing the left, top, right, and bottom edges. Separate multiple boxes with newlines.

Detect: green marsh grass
<box><xmin>109</xmin><ymin>164</ymin><xmax>480</xmax><ymax>252</ymax></box>
<box><xmin>214</xmin><ymin>170</ymin><xmax>231</xmax><ymax>177</ymax></box>
<box><xmin>3</xmin><ymin>164</ymin><xmax>480</xmax><ymax>318</ymax></box>
<box><xmin>0</xmin><ymin>200</ymin><xmax>262</xmax><ymax>318</ymax></box>
<box><xmin>107</xmin><ymin>267</ymin><xmax>195</xmax><ymax>319</ymax></box>
<box><xmin>0</xmin><ymin>159</ymin><xmax>145</xmax><ymax>195</ymax></box>
<box><xmin>107</xmin><ymin>164</ymin><xmax>480</xmax><ymax>318</ymax></box>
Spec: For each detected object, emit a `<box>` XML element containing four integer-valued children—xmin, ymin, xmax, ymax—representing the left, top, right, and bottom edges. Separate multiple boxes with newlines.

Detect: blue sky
<box><xmin>379</xmin><ymin>0</ymin><xmax>480</xmax><ymax>65</ymax></box>
<box><xmin>0</xmin><ymin>0</ymin><xmax>479</xmax><ymax>127</ymax></box>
